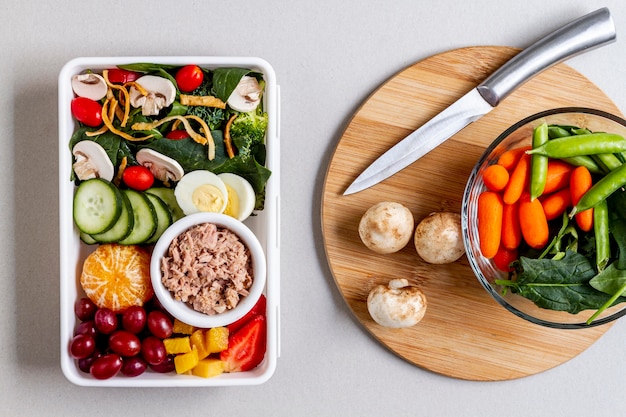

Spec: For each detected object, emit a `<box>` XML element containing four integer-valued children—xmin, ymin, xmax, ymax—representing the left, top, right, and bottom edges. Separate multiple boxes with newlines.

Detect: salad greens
<box><xmin>70</xmin><ymin>63</ymin><xmax>270</xmax><ymax>210</ymax></box>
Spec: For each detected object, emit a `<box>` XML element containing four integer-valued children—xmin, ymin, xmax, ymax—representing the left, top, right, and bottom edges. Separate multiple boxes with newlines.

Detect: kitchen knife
<box><xmin>343</xmin><ymin>7</ymin><xmax>616</xmax><ymax>196</ymax></box>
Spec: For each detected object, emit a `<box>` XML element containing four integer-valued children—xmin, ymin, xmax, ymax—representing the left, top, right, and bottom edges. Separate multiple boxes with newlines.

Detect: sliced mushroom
<box><xmin>136</xmin><ymin>149</ymin><xmax>184</xmax><ymax>185</ymax></box>
<box><xmin>129</xmin><ymin>75</ymin><xmax>176</xmax><ymax>116</ymax></box>
<box><xmin>72</xmin><ymin>141</ymin><xmax>114</xmax><ymax>181</ymax></box>
<box><xmin>71</xmin><ymin>73</ymin><xmax>108</xmax><ymax>101</ymax></box>
<box><xmin>227</xmin><ymin>76</ymin><xmax>262</xmax><ymax>112</ymax></box>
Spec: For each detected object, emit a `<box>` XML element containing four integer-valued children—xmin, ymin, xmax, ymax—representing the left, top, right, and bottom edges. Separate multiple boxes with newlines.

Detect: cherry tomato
<box><xmin>106</xmin><ymin>68</ymin><xmax>140</xmax><ymax>84</ymax></box>
<box><xmin>175</xmin><ymin>65</ymin><xmax>204</xmax><ymax>92</ymax></box>
<box><xmin>109</xmin><ymin>330</ymin><xmax>141</xmax><ymax>357</ymax></box>
<box><xmin>71</xmin><ymin>97</ymin><xmax>103</xmax><ymax>127</ymax></box>
<box><xmin>122</xmin><ymin>165</ymin><xmax>154</xmax><ymax>191</ymax></box>
<box><xmin>165</xmin><ymin>130</ymin><xmax>190</xmax><ymax>140</ymax></box>
<box><xmin>90</xmin><ymin>353</ymin><xmax>123</xmax><ymax>380</ymax></box>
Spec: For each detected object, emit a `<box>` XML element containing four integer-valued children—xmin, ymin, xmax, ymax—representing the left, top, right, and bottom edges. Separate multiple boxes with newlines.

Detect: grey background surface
<box><xmin>2</xmin><ymin>1</ymin><xmax>626</xmax><ymax>415</ymax></box>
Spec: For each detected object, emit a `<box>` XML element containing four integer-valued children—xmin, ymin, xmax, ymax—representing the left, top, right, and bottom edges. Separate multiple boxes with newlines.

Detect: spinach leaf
<box><xmin>212</xmin><ymin>68</ymin><xmax>252</xmax><ymax>102</ymax></box>
<box><xmin>117</xmin><ymin>63</ymin><xmax>178</xmax><ymax>73</ymax></box>
<box><xmin>590</xmin><ymin>262</ymin><xmax>626</xmax><ymax>295</ymax></box>
<box><xmin>496</xmin><ymin>251</ymin><xmax>622</xmax><ymax>313</ymax></box>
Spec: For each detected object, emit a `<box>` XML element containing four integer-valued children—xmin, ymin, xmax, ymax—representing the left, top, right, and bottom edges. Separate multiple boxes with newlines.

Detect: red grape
<box><xmin>147</xmin><ymin>310</ymin><xmax>173</xmax><ymax>339</ymax></box>
<box><xmin>74</xmin><ymin>320</ymin><xmax>98</xmax><ymax>338</ymax></box>
<box><xmin>94</xmin><ymin>308</ymin><xmax>118</xmax><ymax>334</ymax></box>
<box><xmin>69</xmin><ymin>334</ymin><xmax>96</xmax><ymax>359</ymax></box>
<box><xmin>121</xmin><ymin>356</ymin><xmax>148</xmax><ymax>377</ymax></box>
<box><xmin>90</xmin><ymin>353</ymin><xmax>123</xmax><ymax>380</ymax></box>
<box><xmin>109</xmin><ymin>330</ymin><xmax>141</xmax><ymax>357</ymax></box>
<box><xmin>150</xmin><ymin>355</ymin><xmax>175</xmax><ymax>373</ymax></box>
<box><xmin>77</xmin><ymin>352</ymin><xmax>101</xmax><ymax>373</ymax></box>
<box><xmin>122</xmin><ymin>306</ymin><xmax>147</xmax><ymax>334</ymax></box>
<box><xmin>74</xmin><ymin>297</ymin><xmax>98</xmax><ymax>321</ymax></box>
<box><xmin>141</xmin><ymin>336</ymin><xmax>167</xmax><ymax>365</ymax></box>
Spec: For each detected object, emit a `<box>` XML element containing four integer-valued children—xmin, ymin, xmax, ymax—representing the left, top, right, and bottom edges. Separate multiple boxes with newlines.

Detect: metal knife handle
<box><xmin>477</xmin><ymin>7</ymin><xmax>616</xmax><ymax>107</ymax></box>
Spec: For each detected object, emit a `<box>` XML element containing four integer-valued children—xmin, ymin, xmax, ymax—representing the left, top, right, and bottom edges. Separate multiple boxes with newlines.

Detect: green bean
<box><xmin>527</xmin><ymin>133</ymin><xmax>626</xmax><ymax>158</ymax></box>
<box><xmin>571</xmin><ymin>162</ymin><xmax>626</xmax><ymax>215</ymax></box>
<box><xmin>594</xmin><ymin>200</ymin><xmax>610</xmax><ymax>273</ymax></box>
<box><xmin>547</xmin><ymin>125</ymin><xmax>571</xmax><ymax>139</ymax></box>
<box><xmin>561</xmin><ymin>155</ymin><xmax>604</xmax><ymax>175</ymax></box>
<box><xmin>530</xmin><ymin>123</ymin><xmax>548</xmax><ymax>200</ymax></box>
<box><xmin>571</xmin><ymin>128</ymin><xmax>591</xmax><ymax>135</ymax></box>
<box><xmin>593</xmin><ymin>153</ymin><xmax>622</xmax><ymax>172</ymax></box>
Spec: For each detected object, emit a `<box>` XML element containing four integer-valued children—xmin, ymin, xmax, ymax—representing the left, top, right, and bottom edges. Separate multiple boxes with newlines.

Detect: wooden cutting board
<box><xmin>321</xmin><ymin>46</ymin><xmax>623</xmax><ymax>381</ymax></box>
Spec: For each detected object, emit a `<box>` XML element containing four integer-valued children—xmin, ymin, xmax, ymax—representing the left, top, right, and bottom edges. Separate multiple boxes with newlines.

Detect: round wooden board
<box><xmin>321</xmin><ymin>46</ymin><xmax>623</xmax><ymax>381</ymax></box>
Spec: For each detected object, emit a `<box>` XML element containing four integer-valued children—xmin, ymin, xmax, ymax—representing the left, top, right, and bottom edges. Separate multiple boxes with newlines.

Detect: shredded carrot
<box><xmin>519</xmin><ymin>193</ymin><xmax>549</xmax><ymax>249</ymax></box>
<box><xmin>478</xmin><ymin>191</ymin><xmax>504</xmax><ymax>258</ymax></box>
<box><xmin>132</xmin><ymin>115</ymin><xmax>214</xmax><ymax>159</ymax></box>
<box><xmin>570</xmin><ymin>166</ymin><xmax>594</xmax><ymax>232</ymax></box>
<box><xmin>503</xmin><ymin>153</ymin><xmax>531</xmax><ymax>205</ymax></box>
<box><xmin>501</xmin><ymin>202</ymin><xmax>522</xmax><ymax>250</ymax></box>
<box><xmin>482</xmin><ymin>164</ymin><xmax>510</xmax><ymax>192</ymax></box>
<box><xmin>223</xmin><ymin>113</ymin><xmax>238</xmax><ymax>159</ymax></box>
<box><xmin>102</xmin><ymin>70</ymin><xmax>131</xmax><ymax>127</ymax></box>
<box><xmin>102</xmin><ymin>98</ymin><xmax>154</xmax><ymax>142</ymax></box>
<box><xmin>113</xmin><ymin>156</ymin><xmax>128</xmax><ymax>187</ymax></box>
<box><xmin>497</xmin><ymin>146</ymin><xmax>531</xmax><ymax>171</ymax></box>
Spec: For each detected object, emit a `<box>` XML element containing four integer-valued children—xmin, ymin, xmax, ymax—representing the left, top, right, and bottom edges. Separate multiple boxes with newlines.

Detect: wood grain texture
<box><xmin>321</xmin><ymin>46</ymin><xmax>623</xmax><ymax>381</ymax></box>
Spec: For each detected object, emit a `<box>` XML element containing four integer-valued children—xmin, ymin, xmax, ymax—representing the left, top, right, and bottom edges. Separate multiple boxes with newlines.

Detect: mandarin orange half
<box><xmin>80</xmin><ymin>243</ymin><xmax>153</xmax><ymax>313</ymax></box>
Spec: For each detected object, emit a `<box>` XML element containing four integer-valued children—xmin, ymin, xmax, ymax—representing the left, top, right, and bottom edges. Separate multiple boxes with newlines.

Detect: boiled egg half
<box><xmin>175</xmin><ymin>170</ymin><xmax>228</xmax><ymax>215</ymax></box>
<box><xmin>218</xmin><ymin>173</ymin><xmax>256</xmax><ymax>221</ymax></box>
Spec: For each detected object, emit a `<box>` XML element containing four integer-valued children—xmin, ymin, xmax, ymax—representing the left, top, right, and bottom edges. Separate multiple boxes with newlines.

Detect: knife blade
<box><xmin>343</xmin><ymin>7</ymin><xmax>616</xmax><ymax>196</ymax></box>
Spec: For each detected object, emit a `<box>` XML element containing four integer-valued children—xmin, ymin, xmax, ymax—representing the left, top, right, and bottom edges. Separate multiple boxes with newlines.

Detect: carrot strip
<box><xmin>519</xmin><ymin>193</ymin><xmax>549</xmax><ymax>249</ymax></box>
<box><xmin>501</xmin><ymin>202</ymin><xmax>522</xmax><ymax>250</ymax></box>
<box><xmin>570</xmin><ymin>166</ymin><xmax>594</xmax><ymax>232</ymax></box>
<box><xmin>493</xmin><ymin>245</ymin><xmax>518</xmax><ymax>272</ymax></box>
<box><xmin>543</xmin><ymin>160</ymin><xmax>574</xmax><ymax>194</ymax></box>
<box><xmin>497</xmin><ymin>146</ymin><xmax>532</xmax><ymax>171</ymax></box>
<box><xmin>503</xmin><ymin>153</ymin><xmax>531</xmax><ymax>205</ymax></box>
<box><xmin>540</xmin><ymin>188</ymin><xmax>572</xmax><ymax>221</ymax></box>
<box><xmin>482</xmin><ymin>164</ymin><xmax>510</xmax><ymax>192</ymax></box>
<box><xmin>478</xmin><ymin>191</ymin><xmax>504</xmax><ymax>258</ymax></box>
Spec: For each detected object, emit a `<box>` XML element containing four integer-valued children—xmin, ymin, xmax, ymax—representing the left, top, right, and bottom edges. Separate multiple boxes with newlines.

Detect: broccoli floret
<box><xmin>229</xmin><ymin>108</ymin><xmax>269</xmax><ymax>156</ymax></box>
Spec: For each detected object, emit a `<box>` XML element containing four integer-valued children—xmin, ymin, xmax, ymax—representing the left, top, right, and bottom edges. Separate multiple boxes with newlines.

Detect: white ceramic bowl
<box><xmin>151</xmin><ymin>212</ymin><xmax>267</xmax><ymax>328</ymax></box>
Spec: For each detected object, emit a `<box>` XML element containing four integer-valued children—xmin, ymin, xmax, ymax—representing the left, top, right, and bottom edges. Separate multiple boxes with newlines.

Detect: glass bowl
<box><xmin>462</xmin><ymin>107</ymin><xmax>626</xmax><ymax>329</ymax></box>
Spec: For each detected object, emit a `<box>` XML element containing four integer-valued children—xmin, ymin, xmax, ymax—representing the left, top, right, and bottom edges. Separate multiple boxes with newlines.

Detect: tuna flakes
<box><xmin>160</xmin><ymin>222</ymin><xmax>253</xmax><ymax>315</ymax></box>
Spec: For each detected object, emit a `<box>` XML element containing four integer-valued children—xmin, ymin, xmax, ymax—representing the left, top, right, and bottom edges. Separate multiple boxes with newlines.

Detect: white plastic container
<box><xmin>58</xmin><ymin>57</ymin><xmax>280</xmax><ymax>387</ymax></box>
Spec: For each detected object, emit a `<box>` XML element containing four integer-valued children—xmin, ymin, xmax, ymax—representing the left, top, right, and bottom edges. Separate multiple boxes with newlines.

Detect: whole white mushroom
<box><xmin>367</xmin><ymin>279</ymin><xmax>427</xmax><ymax>328</ymax></box>
<box><xmin>358</xmin><ymin>202</ymin><xmax>414</xmax><ymax>254</ymax></box>
<box><xmin>414</xmin><ymin>212</ymin><xmax>465</xmax><ymax>264</ymax></box>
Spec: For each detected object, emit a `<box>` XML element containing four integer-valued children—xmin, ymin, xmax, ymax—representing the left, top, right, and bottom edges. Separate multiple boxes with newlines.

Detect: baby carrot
<box><xmin>497</xmin><ymin>146</ymin><xmax>531</xmax><ymax>171</ymax></box>
<box><xmin>503</xmin><ymin>153</ymin><xmax>531</xmax><ymax>205</ymax></box>
<box><xmin>540</xmin><ymin>188</ymin><xmax>572</xmax><ymax>221</ymax></box>
<box><xmin>482</xmin><ymin>164</ymin><xmax>510</xmax><ymax>192</ymax></box>
<box><xmin>493</xmin><ymin>245</ymin><xmax>518</xmax><ymax>272</ymax></box>
<box><xmin>570</xmin><ymin>165</ymin><xmax>594</xmax><ymax>232</ymax></box>
<box><xmin>478</xmin><ymin>191</ymin><xmax>504</xmax><ymax>258</ymax></box>
<box><xmin>543</xmin><ymin>160</ymin><xmax>574</xmax><ymax>194</ymax></box>
<box><xmin>501</xmin><ymin>202</ymin><xmax>522</xmax><ymax>250</ymax></box>
<box><xmin>519</xmin><ymin>193</ymin><xmax>549</xmax><ymax>249</ymax></box>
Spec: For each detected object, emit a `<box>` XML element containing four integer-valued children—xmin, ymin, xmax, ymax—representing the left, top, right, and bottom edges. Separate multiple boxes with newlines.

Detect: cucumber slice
<box><xmin>79</xmin><ymin>231</ymin><xmax>98</xmax><ymax>245</ymax></box>
<box><xmin>73</xmin><ymin>178</ymin><xmax>122</xmax><ymax>235</ymax></box>
<box><xmin>118</xmin><ymin>189</ymin><xmax>157</xmax><ymax>245</ymax></box>
<box><xmin>145</xmin><ymin>187</ymin><xmax>185</xmax><ymax>222</ymax></box>
<box><xmin>145</xmin><ymin>193</ymin><xmax>173</xmax><ymax>244</ymax></box>
<box><xmin>91</xmin><ymin>191</ymin><xmax>134</xmax><ymax>243</ymax></box>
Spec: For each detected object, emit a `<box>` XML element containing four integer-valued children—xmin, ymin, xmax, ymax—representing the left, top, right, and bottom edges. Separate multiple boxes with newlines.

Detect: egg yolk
<box><xmin>191</xmin><ymin>184</ymin><xmax>225</xmax><ymax>212</ymax></box>
<box><xmin>223</xmin><ymin>185</ymin><xmax>240</xmax><ymax>219</ymax></box>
